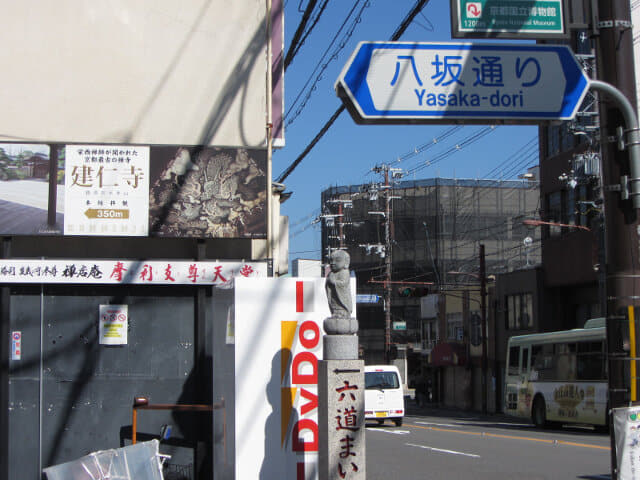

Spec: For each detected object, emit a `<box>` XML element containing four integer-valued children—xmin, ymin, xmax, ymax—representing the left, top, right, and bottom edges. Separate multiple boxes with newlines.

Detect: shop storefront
<box><xmin>0</xmin><ymin>143</ymin><xmax>272</xmax><ymax>479</ymax></box>
<box><xmin>3</xmin><ymin>259</ymin><xmax>267</xmax><ymax>479</ymax></box>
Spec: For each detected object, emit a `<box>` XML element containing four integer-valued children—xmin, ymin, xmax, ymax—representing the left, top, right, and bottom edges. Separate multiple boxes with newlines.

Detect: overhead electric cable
<box><xmin>277</xmin><ymin>0</ymin><xmax>432</xmax><ymax>183</ymax></box>
<box><xmin>285</xmin><ymin>0</ymin><xmax>367</xmax><ymax>125</ymax></box>
<box><xmin>284</xmin><ymin>0</ymin><xmax>319</xmax><ymax>70</ymax></box>
<box><xmin>286</xmin><ymin>0</ymin><xmax>332</xmax><ymax>71</ymax></box>
<box><xmin>482</xmin><ymin>136</ymin><xmax>538</xmax><ymax>178</ymax></box>
<box><xmin>405</xmin><ymin>126</ymin><xmax>498</xmax><ymax>176</ymax></box>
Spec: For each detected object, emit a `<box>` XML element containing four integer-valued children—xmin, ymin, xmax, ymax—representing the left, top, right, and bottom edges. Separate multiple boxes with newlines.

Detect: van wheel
<box><xmin>532</xmin><ymin>397</ymin><xmax>547</xmax><ymax>428</ymax></box>
<box><xmin>393</xmin><ymin>418</ymin><xmax>403</xmax><ymax>427</ymax></box>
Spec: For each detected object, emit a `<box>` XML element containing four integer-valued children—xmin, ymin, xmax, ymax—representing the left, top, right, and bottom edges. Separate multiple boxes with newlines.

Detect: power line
<box><xmin>286</xmin><ymin>0</ymin><xmax>331</xmax><ymax>70</ymax></box>
<box><xmin>394</xmin><ymin>126</ymin><xmax>463</xmax><ymax>164</ymax></box>
<box><xmin>277</xmin><ymin>0</ymin><xmax>432</xmax><ymax>183</ymax></box>
<box><xmin>278</xmin><ymin>105</ymin><xmax>345</xmax><ymax>182</ymax></box>
<box><xmin>405</xmin><ymin>126</ymin><xmax>498</xmax><ymax>176</ymax></box>
<box><xmin>285</xmin><ymin>0</ymin><xmax>369</xmax><ymax>126</ymax></box>
<box><xmin>284</xmin><ymin>0</ymin><xmax>319</xmax><ymax>70</ymax></box>
<box><xmin>482</xmin><ymin>136</ymin><xmax>538</xmax><ymax>178</ymax></box>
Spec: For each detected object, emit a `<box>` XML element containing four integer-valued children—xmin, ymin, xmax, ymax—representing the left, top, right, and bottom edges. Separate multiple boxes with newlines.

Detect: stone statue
<box><xmin>324</xmin><ymin>250</ymin><xmax>358</xmax><ymax>335</ymax></box>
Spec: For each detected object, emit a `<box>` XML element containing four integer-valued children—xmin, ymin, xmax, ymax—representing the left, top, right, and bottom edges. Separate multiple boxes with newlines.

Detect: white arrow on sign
<box><xmin>335</xmin><ymin>42</ymin><xmax>589</xmax><ymax>123</ymax></box>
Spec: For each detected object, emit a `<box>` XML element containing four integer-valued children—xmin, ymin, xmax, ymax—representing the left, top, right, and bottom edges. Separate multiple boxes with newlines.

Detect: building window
<box><xmin>506</xmin><ymin>293</ymin><xmax>533</xmax><ymax>330</ymax></box>
<box><xmin>446</xmin><ymin>312</ymin><xmax>463</xmax><ymax>340</ymax></box>
<box><xmin>546</xmin><ymin>191</ymin><xmax>562</xmax><ymax>237</ymax></box>
<box><xmin>547</xmin><ymin>126</ymin><xmax>560</xmax><ymax>157</ymax></box>
<box><xmin>423</xmin><ymin>320</ymin><xmax>438</xmax><ymax>350</ymax></box>
<box><xmin>565</xmin><ymin>187</ymin><xmax>576</xmax><ymax>226</ymax></box>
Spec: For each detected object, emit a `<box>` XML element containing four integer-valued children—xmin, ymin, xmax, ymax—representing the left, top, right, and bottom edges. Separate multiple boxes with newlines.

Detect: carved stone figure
<box><xmin>324</xmin><ymin>250</ymin><xmax>358</xmax><ymax>335</ymax></box>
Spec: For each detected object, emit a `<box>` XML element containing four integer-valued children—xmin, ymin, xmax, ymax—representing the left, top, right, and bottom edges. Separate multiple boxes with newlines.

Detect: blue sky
<box><xmin>274</xmin><ymin>1</ymin><xmax>538</xmax><ymax>262</ymax></box>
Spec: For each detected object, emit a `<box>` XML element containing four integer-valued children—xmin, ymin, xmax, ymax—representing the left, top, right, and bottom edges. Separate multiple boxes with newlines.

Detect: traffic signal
<box><xmin>398</xmin><ymin>286</ymin><xmax>415</xmax><ymax>297</ymax></box>
<box><xmin>397</xmin><ymin>286</ymin><xmax>429</xmax><ymax>297</ymax></box>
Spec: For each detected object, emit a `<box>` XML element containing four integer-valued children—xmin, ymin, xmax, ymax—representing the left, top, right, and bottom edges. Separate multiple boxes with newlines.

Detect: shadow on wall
<box><xmin>172</xmin><ymin>354</ymin><xmax>213</xmax><ymax>480</ymax></box>
<box><xmin>260</xmin><ymin>349</ymin><xmax>298</xmax><ymax>480</ymax></box>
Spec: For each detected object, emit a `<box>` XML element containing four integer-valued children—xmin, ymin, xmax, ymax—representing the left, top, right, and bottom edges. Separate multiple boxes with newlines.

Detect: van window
<box><xmin>365</xmin><ymin>371</ymin><xmax>400</xmax><ymax>389</ymax></box>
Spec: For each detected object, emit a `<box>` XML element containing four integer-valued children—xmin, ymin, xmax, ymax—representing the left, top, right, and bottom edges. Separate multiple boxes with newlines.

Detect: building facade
<box><xmin>321</xmin><ymin>177</ymin><xmax>540</xmax><ymax>409</ymax></box>
<box><xmin>0</xmin><ymin>2</ymin><xmax>286</xmax><ymax>479</ymax></box>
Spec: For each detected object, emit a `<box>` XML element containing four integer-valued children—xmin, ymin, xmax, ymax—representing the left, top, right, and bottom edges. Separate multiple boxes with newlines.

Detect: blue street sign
<box><xmin>356</xmin><ymin>294</ymin><xmax>380</xmax><ymax>304</ymax></box>
<box><xmin>335</xmin><ymin>42</ymin><xmax>589</xmax><ymax>123</ymax></box>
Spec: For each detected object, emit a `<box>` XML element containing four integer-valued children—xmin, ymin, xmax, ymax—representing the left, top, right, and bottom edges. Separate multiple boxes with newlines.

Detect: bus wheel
<box><xmin>532</xmin><ymin>397</ymin><xmax>547</xmax><ymax>428</ymax></box>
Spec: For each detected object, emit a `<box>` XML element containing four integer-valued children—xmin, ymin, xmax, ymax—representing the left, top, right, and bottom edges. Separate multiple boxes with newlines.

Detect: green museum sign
<box><xmin>451</xmin><ymin>0</ymin><xmax>567</xmax><ymax>39</ymax></box>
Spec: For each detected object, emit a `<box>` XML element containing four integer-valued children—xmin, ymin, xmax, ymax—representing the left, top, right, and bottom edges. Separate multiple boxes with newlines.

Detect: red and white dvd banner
<box><xmin>234</xmin><ymin>278</ymin><xmax>328</xmax><ymax>480</ymax></box>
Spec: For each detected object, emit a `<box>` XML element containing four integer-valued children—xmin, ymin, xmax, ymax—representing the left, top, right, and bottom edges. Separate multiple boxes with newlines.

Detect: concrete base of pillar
<box><xmin>323</xmin><ymin>335</ymin><xmax>358</xmax><ymax>360</ymax></box>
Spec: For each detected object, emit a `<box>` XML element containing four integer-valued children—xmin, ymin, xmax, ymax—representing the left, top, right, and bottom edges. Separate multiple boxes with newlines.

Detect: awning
<box><xmin>429</xmin><ymin>342</ymin><xmax>467</xmax><ymax>366</ymax></box>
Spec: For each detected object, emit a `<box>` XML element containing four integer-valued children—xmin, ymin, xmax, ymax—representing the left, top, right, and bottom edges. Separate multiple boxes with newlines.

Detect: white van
<box><xmin>364</xmin><ymin>365</ymin><xmax>405</xmax><ymax>426</ymax></box>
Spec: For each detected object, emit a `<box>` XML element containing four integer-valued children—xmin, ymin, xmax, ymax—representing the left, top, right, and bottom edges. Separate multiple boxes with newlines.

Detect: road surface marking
<box><xmin>407</xmin><ymin>424</ymin><xmax>609</xmax><ymax>451</ymax></box>
<box><xmin>452</xmin><ymin>420</ymin><xmax>534</xmax><ymax>428</ymax></box>
<box><xmin>416</xmin><ymin>421</ymin><xmax>463</xmax><ymax>428</ymax></box>
<box><xmin>367</xmin><ymin>428</ymin><xmax>410</xmax><ymax>435</ymax></box>
<box><xmin>406</xmin><ymin>442</ymin><xmax>480</xmax><ymax>458</ymax></box>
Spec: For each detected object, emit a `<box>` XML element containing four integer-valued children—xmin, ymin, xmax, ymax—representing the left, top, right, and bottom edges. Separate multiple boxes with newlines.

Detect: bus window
<box><xmin>508</xmin><ymin>346</ymin><xmax>519</xmax><ymax>376</ymax></box>
<box><xmin>555</xmin><ymin>343</ymin><xmax>577</xmax><ymax>380</ymax></box>
<box><xmin>521</xmin><ymin>347</ymin><xmax>530</xmax><ymax>374</ymax></box>
<box><xmin>577</xmin><ymin>341</ymin><xmax>606</xmax><ymax>380</ymax></box>
<box><xmin>532</xmin><ymin>344</ymin><xmax>554</xmax><ymax>380</ymax></box>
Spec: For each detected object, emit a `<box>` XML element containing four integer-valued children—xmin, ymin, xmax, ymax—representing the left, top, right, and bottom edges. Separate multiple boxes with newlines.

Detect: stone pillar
<box><xmin>320</xmin><ymin>250</ymin><xmax>366</xmax><ymax>479</ymax></box>
<box><xmin>319</xmin><ymin>360</ymin><xmax>365</xmax><ymax>480</ymax></box>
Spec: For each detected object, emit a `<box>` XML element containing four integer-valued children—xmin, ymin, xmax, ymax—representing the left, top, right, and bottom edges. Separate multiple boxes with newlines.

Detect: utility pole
<box><xmin>594</xmin><ymin>0</ymin><xmax>639</xmax><ymax>477</ymax></box>
<box><xmin>480</xmin><ymin>244</ymin><xmax>487</xmax><ymax>414</ymax></box>
<box><xmin>368</xmin><ymin>164</ymin><xmax>401</xmax><ymax>363</ymax></box>
<box><xmin>379</xmin><ymin>166</ymin><xmax>393</xmax><ymax>363</ymax></box>
<box><xmin>322</xmin><ymin>197</ymin><xmax>353</xmax><ymax>262</ymax></box>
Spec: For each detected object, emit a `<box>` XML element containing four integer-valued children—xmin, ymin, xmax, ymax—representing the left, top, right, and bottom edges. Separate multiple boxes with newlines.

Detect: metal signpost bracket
<box><xmin>596</xmin><ymin>20</ymin><xmax>633</xmax><ymax>30</ymax></box>
<box><xmin>589</xmin><ymin>81</ymin><xmax>640</xmax><ymax>208</ymax></box>
<box><xmin>604</xmin><ymin>177</ymin><xmax>630</xmax><ymax>201</ymax></box>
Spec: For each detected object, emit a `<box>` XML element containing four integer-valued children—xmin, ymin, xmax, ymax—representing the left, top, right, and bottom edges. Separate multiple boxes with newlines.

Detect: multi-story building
<box><xmin>536</xmin><ymin>19</ymin><xmax>604</xmax><ymax>331</ymax></box>
<box><xmin>321</xmin><ymin>177</ymin><xmax>540</xmax><ymax>408</ymax></box>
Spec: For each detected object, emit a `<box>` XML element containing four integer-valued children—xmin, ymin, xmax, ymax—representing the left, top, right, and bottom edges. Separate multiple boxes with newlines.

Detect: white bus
<box><xmin>504</xmin><ymin>318</ymin><xmax>608</xmax><ymax>428</ymax></box>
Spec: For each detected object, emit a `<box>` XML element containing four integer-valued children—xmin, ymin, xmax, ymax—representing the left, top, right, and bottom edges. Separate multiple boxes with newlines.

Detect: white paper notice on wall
<box><xmin>11</xmin><ymin>331</ymin><xmax>21</xmax><ymax>360</ymax></box>
<box><xmin>99</xmin><ymin>304</ymin><xmax>128</xmax><ymax>345</ymax></box>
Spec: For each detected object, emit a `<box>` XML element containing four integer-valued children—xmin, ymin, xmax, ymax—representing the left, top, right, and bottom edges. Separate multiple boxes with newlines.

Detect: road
<box><xmin>366</xmin><ymin>407</ymin><xmax>611</xmax><ymax>480</ymax></box>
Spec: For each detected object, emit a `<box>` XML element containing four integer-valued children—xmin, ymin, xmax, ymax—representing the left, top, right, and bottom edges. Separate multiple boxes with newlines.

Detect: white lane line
<box><xmin>366</xmin><ymin>428</ymin><xmax>411</xmax><ymax>435</ymax></box>
<box><xmin>415</xmin><ymin>422</ymin><xmax>462</xmax><ymax>428</ymax></box>
<box><xmin>406</xmin><ymin>443</ymin><xmax>481</xmax><ymax>458</ymax></box>
<box><xmin>414</xmin><ymin>420</ymin><xmax>532</xmax><ymax>429</ymax></box>
<box><xmin>452</xmin><ymin>420</ymin><xmax>533</xmax><ymax>428</ymax></box>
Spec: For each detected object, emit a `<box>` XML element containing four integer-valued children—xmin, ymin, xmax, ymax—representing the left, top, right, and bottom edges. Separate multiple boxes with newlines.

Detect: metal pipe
<box><xmin>589</xmin><ymin>80</ymin><xmax>640</xmax><ymax>208</ymax></box>
<box><xmin>266</xmin><ymin>0</ymin><xmax>274</xmax><ymax>269</ymax></box>
<box><xmin>629</xmin><ymin>305</ymin><xmax>637</xmax><ymax>403</ymax></box>
<box><xmin>39</xmin><ymin>284</ymin><xmax>44</xmax><ymax>475</ymax></box>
